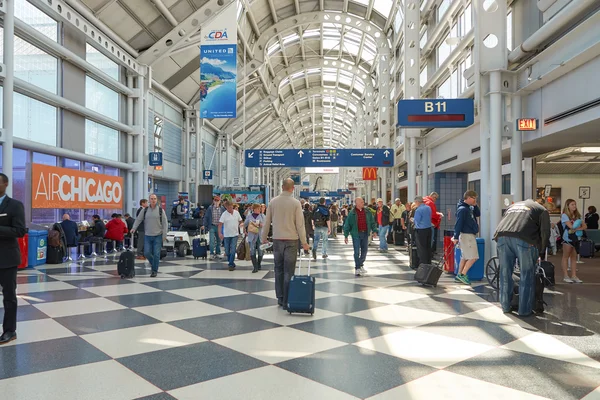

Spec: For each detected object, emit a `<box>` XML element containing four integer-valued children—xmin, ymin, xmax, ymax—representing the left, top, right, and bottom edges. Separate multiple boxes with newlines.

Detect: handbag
<box><xmin>237</xmin><ymin>235</ymin><xmax>247</xmax><ymax>260</ymax></box>
<box><xmin>248</xmin><ymin>221</ymin><xmax>260</xmax><ymax>234</ymax></box>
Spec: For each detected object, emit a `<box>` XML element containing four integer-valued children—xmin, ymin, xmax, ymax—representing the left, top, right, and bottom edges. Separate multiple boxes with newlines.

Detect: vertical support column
<box><xmin>511</xmin><ymin>95</ymin><xmax>523</xmax><ymax>202</ymax></box>
<box><xmin>403</xmin><ymin>0</ymin><xmax>421</xmax><ymax>201</ymax></box>
<box><xmin>2</xmin><ymin>0</ymin><xmax>15</xmax><ymax>196</ymax></box>
<box><xmin>134</xmin><ymin>73</ymin><xmax>146</xmax><ymax>201</ymax></box>
<box><xmin>378</xmin><ymin>46</ymin><xmax>391</xmax><ymax>200</ymax></box>
<box><xmin>196</xmin><ymin>116</ymin><xmax>202</xmax><ymax>191</ymax></box>
<box><xmin>126</xmin><ymin>75</ymin><xmax>134</xmax><ymax>213</ymax></box>
<box><xmin>408</xmin><ymin>137</ymin><xmax>417</xmax><ymax>201</ymax></box>
<box><xmin>183</xmin><ymin>112</ymin><xmax>190</xmax><ymax>193</ymax></box>
<box><xmin>421</xmin><ymin>144</ymin><xmax>428</xmax><ymax>196</ymax></box>
<box><xmin>475</xmin><ymin>0</ymin><xmax>507</xmax><ymax>258</ymax></box>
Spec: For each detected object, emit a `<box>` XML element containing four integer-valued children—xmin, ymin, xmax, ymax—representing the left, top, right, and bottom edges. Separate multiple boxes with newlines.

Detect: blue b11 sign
<box><xmin>149</xmin><ymin>152</ymin><xmax>163</xmax><ymax>166</ymax></box>
<box><xmin>397</xmin><ymin>98</ymin><xmax>474</xmax><ymax>128</ymax></box>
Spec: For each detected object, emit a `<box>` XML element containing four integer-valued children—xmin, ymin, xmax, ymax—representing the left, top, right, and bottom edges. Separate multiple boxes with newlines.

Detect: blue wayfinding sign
<box><xmin>245</xmin><ymin>148</ymin><xmax>394</xmax><ymax>168</ymax></box>
<box><xmin>203</xmin><ymin>170</ymin><xmax>213</xmax><ymax>180</ymax></box>
<box><xmin>149</xmin><ymin>152</ymin><xmax>163</xmax><ymax>166</ymax></box>
<box><xmin>397</xmin><ymin>98</ymin><xmax>474</xmax><ymax>128</ymax></box>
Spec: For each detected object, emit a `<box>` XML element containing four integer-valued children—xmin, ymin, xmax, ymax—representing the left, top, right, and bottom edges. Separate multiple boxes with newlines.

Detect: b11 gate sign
<box><xmin>397</xmin><ymin>98</ymin><xmax>474</xmax><ymax>128</ymax></box>
<box><xmin>245</xmin><ymin>148</ymin><xmax>394</xmax><ymax>168</ymax></box>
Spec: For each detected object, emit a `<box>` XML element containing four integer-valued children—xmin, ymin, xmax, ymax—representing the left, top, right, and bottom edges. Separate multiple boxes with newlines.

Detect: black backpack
<box><xmin>171</xmin><ymin>205</ymin><xmax>179</xmax><ymax>219</ymax></box>
<box><xmin>313</xmin><ymin>208</ymin><xmax>329</xmax><ymax>227</ymax></box>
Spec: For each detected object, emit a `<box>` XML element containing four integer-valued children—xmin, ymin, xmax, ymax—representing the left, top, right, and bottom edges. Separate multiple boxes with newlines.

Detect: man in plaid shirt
<box><xmin>343</xmin><ymin>197</ymin><xmax>378</xmax><ymax>276</ymax></box>
<box><xmin>203</xmin><ymin>196</ymin><xmax>226</xmax><ymax>259</ymax></box>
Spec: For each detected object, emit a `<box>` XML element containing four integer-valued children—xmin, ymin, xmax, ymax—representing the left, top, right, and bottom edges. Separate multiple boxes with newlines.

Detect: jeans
<box><xmin>352</xmin><ymin>231</ymin><xmax>369</xmax><ymax>269</ymax></box>
<box><xmin>224</xmin><ymin>236</ymin><xmax>238</xmax><ymax>266</ymax></box>
<box><xmin>248</xmin><ymin>233</ymin><xmax>263</xmax><ymax>258</ymax></box>
<box><xmin>497</xmin><ymin>236</ymin><xmax>538</xmax><ymax>315</ymax></box>
<box><xmin>415</xmin><ymin>228</ymin><xmax>432</xmax><ymax>265</ymax></box>
<box><xmin>379</xmin><ymin>225</ymin><xmax>390</xmax><ymax>250</ymax></box>
<box><xmin>273</xmin><ymin>240</ymin><xmax>298</xmax><ymax>304</ymax></box>
<box><xmin>209</xmin><ymin>225</ymin><xmax>221</xmax><ymax>255</ymax></box>
<box><xmin>144</xmin><ymin>234</ymin><xmax>163</xmax><ymax>272</ymax></box>
<box><xmin>136</xmin><ymin>230</ymin><xmax>145</xmax><ymax>256</ymax></box>
<box><xmin>314</xmin><ymin>226</ymin><xmax>329</xmax><ymax>255</ymax></box>
<box><xmin>0</xmin><ymin>267</ymin><xmax>18</xmax><ymax>332</ymax></box>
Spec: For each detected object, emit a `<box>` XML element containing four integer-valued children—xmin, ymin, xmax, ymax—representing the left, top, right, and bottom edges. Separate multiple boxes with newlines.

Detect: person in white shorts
<box><xmin>451</xmin><ymin>190</ymin><xmax>481</xmax><ymax>285</ymax></box>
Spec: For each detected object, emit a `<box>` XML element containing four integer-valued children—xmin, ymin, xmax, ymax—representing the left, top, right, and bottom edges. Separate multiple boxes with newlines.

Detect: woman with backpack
<box><xmin>244</xmin><ymin>203</ymin><xmax>265</xmax><ymax>273</ymax></box>
<box><xmin>330</xmin><ymin>204</ymin><xmax>340</xmax><ymax>238</ymax></box>
<box><xmin>561</xmin><ymin>199</ymin><xmax>586</xmax><ymax>283</ymax></box>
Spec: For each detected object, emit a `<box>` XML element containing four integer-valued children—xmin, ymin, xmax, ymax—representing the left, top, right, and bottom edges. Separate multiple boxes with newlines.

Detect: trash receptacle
<box><xmin>28</xmin><ymin>229</ymin><xmax>48</xmax><ymax>267</ymax></box>
<box><xmin>443</xmin><ymin>230</ymin><xmax>455</xmax><ymax>273</ymax></box>
<box><xmin>454</xmin><ymin>237</ymin><xmax>485</xmax><ymax>280</ymax></box>
<box><xmin>18</xmin><ymin>232</ymin><xmax>29</xmax><ymax>269</ymax></box>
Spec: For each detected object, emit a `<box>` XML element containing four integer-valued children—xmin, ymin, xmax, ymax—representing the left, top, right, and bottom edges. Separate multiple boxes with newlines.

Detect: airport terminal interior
<box><xmin>1</xmin><ymin>0</ymin><xmax>600</xmax><ymax>398</ymax></box>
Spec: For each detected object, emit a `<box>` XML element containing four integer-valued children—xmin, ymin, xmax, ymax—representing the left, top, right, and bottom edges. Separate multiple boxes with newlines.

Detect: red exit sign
<box><xmin>516</xmin><ymin>118</ymin><xmax>538</xmax><ymax>131</ymax></box>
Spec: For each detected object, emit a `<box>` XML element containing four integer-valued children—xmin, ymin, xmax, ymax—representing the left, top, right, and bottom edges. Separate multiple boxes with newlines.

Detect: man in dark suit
<box><xmin>0</xmin><ymin>173</ymin><xmax>27</xmax><ymax>344</ymax></box>
<box><xmin>60</xmin><ymin>213</ymin><xmax>79</xmax><ymax>247</ymax></box>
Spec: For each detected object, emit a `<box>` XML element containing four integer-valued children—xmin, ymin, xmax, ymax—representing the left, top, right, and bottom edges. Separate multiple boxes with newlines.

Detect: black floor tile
<box><xmin>169</xmin><ymin>312</ymin><xmax>280</xmax><ymax>340</ymax></box>
<box><xmin>310</xmin><ymin>272</ymin><xmax>359</xmax><ymax>280</ymax></box>
<box><xmin>201</xmin><ymin>294</ymin><xmax>279</xmax><ymax>311</ymax></box>
<box><xmin>13</xmin><ymin>305</ymin><xmax>50</xmax><ymax>322</ymax></box>
<box><xmin>0</xmin><ymin>337</ymin><xmax>110</xmax><ymax>379</ymax></box>
<box><xmin>16</xmin><ymin>275</ymin><xmax>57</xmax><ymax>284</ymax></box>
<box><xmin>218</xmin><ymin>279</ymin><xmax>275</xmax><ymax>293</ymax></box>
<box><xmin>67</xmin><ymin>278</ymin><xmax>134</xmax><ymax>288</ymax></box>
<box><xmin>22</xmin><ymin>288</ymin><xmax>99</xmax><ymax>304</ymax></box>
<box><xmin>399</xmin><ymin>296</ymin><xmax>491</xmax><ymax>316</ymax></box>
<box><xmin>314</xmin><ymin>281</ymin><xmax>372</xmax><ymax>295</ymax></box>
<box><xmin>447</xmin><ymin>347</ymin><xmax>600</xmax><ymax>400</ymax></box>
<box><xmin>106</xmin><ymin>291</ymin><xmax>191</xmax><ymax>308</ymax></box>
<box><xmin>167</xmin><ymin>271</ymin><xmax>203</xmax><ymax>278</ymax></box>
<box><xmin>135</xmin><ymin>393</ymin><xmax>177</xmax><ymax>400</ymax></box>
<box><xmin>291</xmin><ymin>315</ymin><xmax>401</xmax><ymax>343</ymax></box>
<box><xmin>117</xmin><ymin>342</ymin><xmax>267</xmax><ymax>391</ymax></box>
<box><xmin>277</xmin><ymin>345</ymin><xmax>436</xmax><ymax>399</ymax></box>
<box><xmin>138</xmin><ymin>279</ymin><xmax>212</xmax><ymax>291</ymax></box>
<box><xmin>44</xmin><ymin>266</ymin><xmax>99</xmax><ymax>275</ymax></box>
<box><xmin>315</xmin><ymin>295</ymin><xmax>387</xmax><ymax>314</ymax></box>
<box><xmin>54</xmin><ymin>309</ymin><xmax>160</xmax><ymax>335</ymax></box>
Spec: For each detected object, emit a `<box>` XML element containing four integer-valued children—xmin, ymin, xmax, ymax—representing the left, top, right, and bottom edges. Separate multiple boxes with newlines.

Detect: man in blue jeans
<box><xmin>312</xmin><ymin>197</ymin><xmax>331</xmax><ymax>260</ymax></box>
<box><xmin>493</xmin><ymin>199</ymin><xmax>550</xmax><ymax>316</ymax></box>
<box><xmin>203</xmin><ymin>196</ymin><xmax>225</xmax><ymax>260</ymax></box>
<box><xmin>376</xmin><ymin>198</ymin><xmax>391</xmax><ymax>252</ymax></box>
<box><xmin>131</xmin><ymin>194</ymin><xmax>168</xmax><ymax>277</ymax></box>
<box><xmin>344</xmin><ymin>197</ymin><xmax>378</xmax><ymax>277</ymax></box>
<box><xmin>218</xmin><ymin>200</ymin><xmax>243</xmax><ymax>271</ymax></box>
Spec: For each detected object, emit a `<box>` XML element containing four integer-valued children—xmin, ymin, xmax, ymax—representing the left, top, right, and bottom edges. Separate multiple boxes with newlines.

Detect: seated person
<box><xmin>60</xmin><ymin>213</ymin><xmax>79</xmax><ymax>247</ymax></box>
<box><xmin>105</xmin><ymin>213</ymin><xmax>128</xmax><ymax>250</ymax></box>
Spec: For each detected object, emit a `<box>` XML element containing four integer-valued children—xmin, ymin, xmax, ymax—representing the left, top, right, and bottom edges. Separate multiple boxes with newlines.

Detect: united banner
<box><xmin>199</xmin><ymin>3</ymin><xmax>237</xmax><ymax>119</ymax></box>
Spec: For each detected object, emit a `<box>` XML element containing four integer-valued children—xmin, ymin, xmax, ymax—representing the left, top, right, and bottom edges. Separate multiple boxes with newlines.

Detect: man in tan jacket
<box><xmin>262</xmin><ymin>178</ymin><xmax>310</xmax><ymax>309</ymax></box>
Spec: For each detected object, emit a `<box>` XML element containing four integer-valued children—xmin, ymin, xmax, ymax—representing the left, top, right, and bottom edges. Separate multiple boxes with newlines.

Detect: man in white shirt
<box><xmin>219</xmin><ymin>200</ymin><xmax>243</xmax><ymax>271</ymax></box>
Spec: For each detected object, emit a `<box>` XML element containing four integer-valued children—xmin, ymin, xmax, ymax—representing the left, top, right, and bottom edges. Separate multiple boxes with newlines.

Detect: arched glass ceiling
<box><xmin>279</xmin><ymin>67</ymin><xmax>369</xmax><ymax>99</ymax></box>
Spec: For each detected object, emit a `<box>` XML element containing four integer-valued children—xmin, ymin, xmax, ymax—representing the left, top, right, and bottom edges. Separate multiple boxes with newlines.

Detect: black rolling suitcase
<box><xmin>387</xmin><ymin>230</ymin><xmax>394</xmax><ymax>244</ymax></box>
<box><xmin>394</xmin><ymin>230</ymin><xmax>405</xmax><ymax>246</ymax></box>
<box><xmin>409</xmin><ymin>243</ymin><xmax>420</xmax><ymax>270</ymax></box>
<box><xmin>286</xmin><ymin>252</ymin><xmax>315</xmax><ymax>315</ymax></box>
<box><xmin>579</xmin><ymin>239</ymin><xmax>595</xmax><ymax>258</ymax></box>
<box><xmin>118</xmin><ymin>251</ymin><xmax>136</xmax><ymax>278</ymax></box>
<box><xmin>414</xmin><ymin>244</ymin><xmax>453</xmax><ymax>287</ymax></box>
<box><xmin>46</xmin><ymin>246</ymin><xmax>65</xmax><ymax>264</ymax></box>
<box><xmin>539</xmin><ymin>249</ymin><xmax>555</xmax><ymax>287</ymax></box>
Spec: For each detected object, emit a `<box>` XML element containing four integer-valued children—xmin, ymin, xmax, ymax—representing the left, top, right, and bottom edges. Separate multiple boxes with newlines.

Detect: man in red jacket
<box><xmin>105</xmin><ymin>213</ymin><xmax>128</xmax><ymax>251</ymax></box>
<box><xmin>423</xmin><ymin>192</ymin><xmax>444</xmax><ymax>254</ymax></box>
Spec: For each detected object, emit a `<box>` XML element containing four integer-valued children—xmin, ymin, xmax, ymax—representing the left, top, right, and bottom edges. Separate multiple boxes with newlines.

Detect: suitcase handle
<box><xmin>298</xmin><ymin>246</ymin><xmax>312</xmax><ymax>276</ymax></box>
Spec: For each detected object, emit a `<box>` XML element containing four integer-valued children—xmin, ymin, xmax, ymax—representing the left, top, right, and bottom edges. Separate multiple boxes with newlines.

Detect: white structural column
<box><xmin>2</xmin><ymin>0</ymin><xmax>15</xmax><ymax>196</ymax></box>
<box><xmin>378</xmin><ymin>46</ymin><xmax>391</xmax><ymax>200</ymax></box>
<box><xmin>134</xmin><ymin>73</ymin><xmax>146</xmax><ymax>201</ymax></box>
<box><xmin>511</xmin><ymin>95</ymin><xmax>523</xmax><ymax>202</ymax></box>
<box><xmin>403</xmin><ymin>0</ymin><xmax>421</xmax><ymax>202</ymax></box>
<box><xmin>196</xmin><ymin>116</ymin><xmax>202</xmax><ymax>191</ymax></box>
<box><xmin>421</xmin><ymin>144</ymin><xmax>428</xmax><ymax>196</ymax></box>
<box><xmin>126</xmin><ymin>75</ymin><xmax>134</xmax><ymax>213</ymax></box>
<box><xmin>475</xmin><ymin>0</ymin><xmax>507</xmax><ymax>257</ymax></box>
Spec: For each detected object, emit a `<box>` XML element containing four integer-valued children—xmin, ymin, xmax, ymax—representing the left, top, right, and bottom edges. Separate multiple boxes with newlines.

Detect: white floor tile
<box><xmin>81</xmin><ymin>323</ymin><xmax>206</xmax><ymax>358</ymax></box>
<box><xmin>348</xmin><ymin>304</ymin><xmax>453</xmax><ymax>328</ymax></box>
<box><xmin>133</xmin><ymin>300</ymin><xmax>230</xmax><ymax>322</ymax></box>
<box><xmin>152</xmin><ymin>265</ymin><xmax>203</xmax><ymax>273</ymax></box>
<box><xmin>355</xmin><ymin>328</ymin><xmax>494</xmax><ymax>369</ymax></box>
<box><xmin>239</xmin><ymin>305</ymin><xmax>340</xmax><ymax>326</ymax></box>
<box><xmin>191</xmin><ymin>269</ymin><xmax>269</xmax><ymax>280</ymax></box>
<box><xmin>0</xmin><ymin>297</ymin><xmax>30</xmax><ymax>307</ymax></box>
<box><xmin>168</xmin><ymin>285</ymin><xmax>247</xmax><ymax>300</ymax></box>
<box><xmin>344</xmin><ymin>288</ymin><xmax>428</xmax><ymax>304</ymax></box>
<box><xmin>125</xmin><ymin>275</ymin><xmax>183</xmax><ymax>283</ymax></box>
<box><xmin>214</xmin><ymin>326</ymin><xmax>346</xmax><ymax>364</ymax></box>
<box><xmin>253</xmin><ymin>289</ymin><xmax>337</xmax><ymax>300</ymax></box>
<box><xmin>366</xmin><ymin>370</ymin><xmax>549</xmax><ymax>400</ymax></box>
<box><xmin>461</xmin><ymin>305</ymin><xmax>520</xmax><ymax>325</ymax></box>
<box><xmin>434</xmin><ymin>289</ymin><xmax>488</xmax><ymax>303</ymax></box>
<box><xmin>82</xmin><ymin>283</ymin><xmax>161</xmax><ymax>297</ymax></box>
<box><xmin>16</xmin><ymin>281</ymin><xmax>76</xmax><ymax>295</ymax></box>
<box><xmin>33</xmin><ymin>297</ymin><xmax>126</xmax><ymax>318</ymax></box>
<box><xmin>502</xmin><ymin>332</ymin><xmax>600</xmax><ymax>370</ymax></box>
<box><xmin>582</xmin><ymin>385</ymin><xmax>600</xmax><ymax>400</ymax></box>
<box><xmin>340</xmin><ymin>277</ymin><xmax>405</xmax><ymax>288</ymax></box>
<box><xmin>3</xmin><ymin>319</ymin><xmax>75</xmax><ymax>346</ymax></box>
<box><xmin>49</xmin><ymin>272</ymin><xmax>116</xmax><ymax>281</ymax></box>
<box><xmin>0</xmin><ymin>360</ymin><xmax>160</xmax><ymax>400</ymax></box>
<box><xmin>169</xmin><ymin>365</ymin><xmax>359</xmax><ymax>400</ymax></box>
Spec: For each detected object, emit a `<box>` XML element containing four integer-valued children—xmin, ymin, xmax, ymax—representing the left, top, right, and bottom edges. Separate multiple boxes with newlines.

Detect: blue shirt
<box><xmin>414</xmin><ymin>204</ymin><xmax>432</xmax><ymax>229</ymax></box>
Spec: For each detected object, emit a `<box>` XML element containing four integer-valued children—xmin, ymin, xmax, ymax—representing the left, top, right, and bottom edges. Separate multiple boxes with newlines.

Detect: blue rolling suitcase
<box><xmin>287</xmin><ymin>253</ymin><xmax>315</xmax><ymax>315</ymax></box>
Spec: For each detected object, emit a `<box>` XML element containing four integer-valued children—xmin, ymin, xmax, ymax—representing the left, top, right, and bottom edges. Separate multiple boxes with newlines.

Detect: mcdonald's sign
<box><xmin>362</xmin><ymin>167</ymin><xmax>377</xmax><ymax>181</ymax></box>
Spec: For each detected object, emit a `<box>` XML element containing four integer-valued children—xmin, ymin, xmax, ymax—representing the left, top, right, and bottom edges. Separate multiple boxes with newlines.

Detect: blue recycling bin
<box><xmin>454</xmin><ymin>237</ymin><xmax>485</xmax><ymax>280</ymax></box>
<box><xmin>28</xmin><ymin>229</ymin><xmax>48</xmax><ymax>267</ymax></box>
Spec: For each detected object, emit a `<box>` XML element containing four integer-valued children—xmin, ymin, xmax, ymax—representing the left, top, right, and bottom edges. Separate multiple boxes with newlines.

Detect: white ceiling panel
<box><xmin>171</xmin><ymin>76</ymin><xmax>201</xmax><ymax>103</ymax></box>
<box><xmin>152</xmin><ymin>56</ymin><xmax>182</xmax><ymax>83</ymax></box>
<box><xmin>121</xmin><ymin>0</ymin><xmax>161</xmax><ymax>25</ymax></box>
<box><xmin>170</xmin><ymin>47</ymin><xmax>200</xmax><ymax>67</ymax></box>
<box><xmin>98</xmin><ymin>3</ymin><xmax>144</xmax><ymax>41</ymax></box>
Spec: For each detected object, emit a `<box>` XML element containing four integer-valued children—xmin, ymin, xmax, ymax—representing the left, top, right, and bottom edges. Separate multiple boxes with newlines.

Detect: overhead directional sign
<box><xmin>149</xmin><ymin>152</ymin><xmax>163</xmax><ymax>166</ymax></box>
<box><xmin>397</xmin><ymin>98</ymin><xmax>474</xmax><ymax>128</ymax></box>
<box><xmin>245</xmin><ymin>148</ymin><xmax>394</xmax><ymax>168</ymax></box>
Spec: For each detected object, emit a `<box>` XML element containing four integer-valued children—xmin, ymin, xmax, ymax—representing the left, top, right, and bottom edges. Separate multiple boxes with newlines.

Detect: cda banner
<box><xmin>199</xmin><ymin>3</ymin><xmax>237</xmax><ymax>119</ymax></box>
<box><xmin>32</xmin><ymin>164</ymin><xmax>124</xmax><ymax>209</ymax></box>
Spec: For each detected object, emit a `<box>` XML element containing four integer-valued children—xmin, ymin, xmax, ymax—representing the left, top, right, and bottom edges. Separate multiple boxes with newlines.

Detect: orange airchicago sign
<box><xmin>31</xmin><ymin>164</ymin><xmax>124</xmax><ymax>209</ymax></box>
<box><xmin>362</xmin><ymin>167</ymin><xmax>378</xmax><ymax>181</ymax></box>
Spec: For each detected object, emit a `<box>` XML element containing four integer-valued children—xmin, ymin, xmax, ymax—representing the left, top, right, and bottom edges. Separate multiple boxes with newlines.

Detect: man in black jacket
<box><xmin>61</xmin><ymin>213</ymin><xmax>79</xmax><ymax>247</ymax></box>
<box><xmin>91</xmin><ymin>215</ymin><xmax>106</xmax><ymax>238</ymax></box>
<box><xmin>0</xmin><ymin>173</ymin><xmax>27</xmax><ymax>344</ymax></box>
<box><xmin>135</xmin><ymin>199</ymin><xmax>148</xmax><ymax>260</ymax></box>
<box><xmin>494</xmin><ymin>199</ymin><xmax>550</xmax><ymax>317</ymax></box>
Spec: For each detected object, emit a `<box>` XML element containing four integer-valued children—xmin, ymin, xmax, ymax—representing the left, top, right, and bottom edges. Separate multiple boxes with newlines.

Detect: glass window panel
<box><xmin>438</xmin><ymin>77</ymin><xmax>451</xmax><ymax>99</ymax></box>
<box><xmin>351</xmin><ymin>0</ymin><xmax>369</xmax><ymax>5</ymax></box>
<box><xmin>465</xmin><ymin>4</ymin><xmax>473</xmax><ymax>33</ymax></box>
<box><xmin>85</xmin><ymin>162</ymin><xmax>103</xmax><ymax>173</ymax></box>
<box><xmin>0</xmin><ymin>88</ymin><xmax>57</xmax><ymax>146</ymax></box>
<box><xmin>420</xmin><ymin>67</ymin><xmax>428</xmax><ymax>87</ymax></box>
<box><xmin>86</xmin><ymin>76</ymin><xmax>119</xmax><ymax>120</ymax></box>
<box><xmin>507</xmin><ymin>10</ymin><xmax>513</xmax><ymax>51</ymax></box>
<box><xmin>62</xmin><ymin>158</ymin><xmax>81</xmax><ymax>169</ymax></box>
<box><xmin>451</xmin><ymin>69</ymin><xmax>459</xmax><ymax>98</ymax></box>
<box><xmin>437</xmin><ymin>34</ymin><xmax>451</xmax><ymax>67</ymax></box>
<box><xmin>33</xmin><ymin>152</ymin><xmax>56</xmax><ymax>165</ymax></box>
<box><xmin>85</xmin><ymin>120</ymin><xmax>119</xmax><ymax>161</ymax></box>
<box><xmin>164</xmin><ymin>103</ymin><xmax>182</xmax><ymax>125</ymax></box>
<box><xmin>393</xmin><ymin>8</ymin><xmax>403</xmax><ymax>33</ymax></box>
<box><xmin>15</xmin><ymin>0</ymin><xmax>57</xmax><ymax>41</ymax></box>
<box><xmin>267</xmin><ymin>42</ymin><xmax>280</xmax><ymax>55</ymax></box>
<box><xmin>438</xmin><ymin>0</ymin><xmax>450</xmax><ymax>21</ymax></box>
<box><xmin>104</xmin><ymin>167</ymin><xmax>119</xmax><ymax>176</ymax></box>
<box><xmin>86</xmin><ymin>43</ymin><xmax>119</xmax><ymax>81</ymax></box>
<box><xmin>420</xmin><ymin>30</ymin><xmax>427</xmax><ymax>49</ymax></box>
<box><xmin>373</xmin><ymin>0</ymin><xmax>393</xmax><ymax>18</ymax></box>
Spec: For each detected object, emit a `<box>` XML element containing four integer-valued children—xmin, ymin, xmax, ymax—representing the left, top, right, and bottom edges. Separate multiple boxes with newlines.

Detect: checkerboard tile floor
<box><xmin>2</xmin><ymin>237</ymin><xmax>600</xmax><ymax>400</ymax></box>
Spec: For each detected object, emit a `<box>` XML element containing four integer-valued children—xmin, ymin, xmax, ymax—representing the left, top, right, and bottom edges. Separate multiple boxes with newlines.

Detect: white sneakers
<box><xmin>563</xmin><ymin>277</ymin><xmax>583</xmax><ymax>284</ymax></box>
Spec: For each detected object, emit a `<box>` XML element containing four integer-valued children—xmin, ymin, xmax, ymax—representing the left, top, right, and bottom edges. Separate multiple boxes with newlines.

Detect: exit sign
<box><xmin>516</xmin><ymin>118</ymin><xmax>538</xmax><ymax>131</ymax></box>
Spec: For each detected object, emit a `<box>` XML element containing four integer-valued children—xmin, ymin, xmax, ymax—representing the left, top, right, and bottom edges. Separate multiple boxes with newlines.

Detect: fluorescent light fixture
<box><xmin>578</xmin><ymin>147</ymin><xmax>600</xmax><ymax>153</ymax></box>
<box><xmin>445</xmin><ymin>37</ymin><xmax>462</xmax><ymax>46</ymax></box>
<box><xmin>305</xmin><ymin>167</ymin><xmax>340</xmax><ymax>174</ymax></box>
